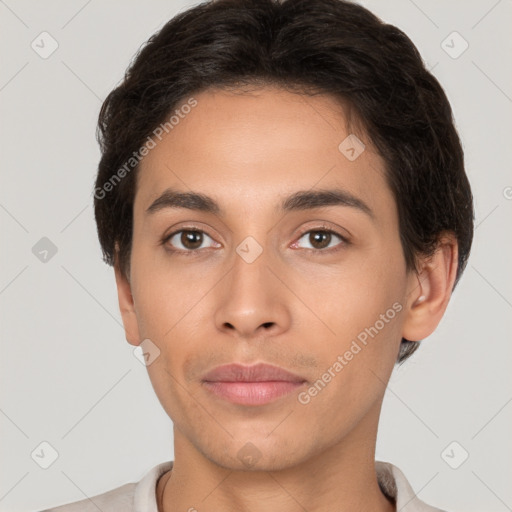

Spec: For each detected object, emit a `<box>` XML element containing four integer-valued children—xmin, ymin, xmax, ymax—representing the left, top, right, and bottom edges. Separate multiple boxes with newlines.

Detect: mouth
<box><xmin>201</xmin><ymin>363</ymin><xmax>307</xmax><ymax>406</ymax></box>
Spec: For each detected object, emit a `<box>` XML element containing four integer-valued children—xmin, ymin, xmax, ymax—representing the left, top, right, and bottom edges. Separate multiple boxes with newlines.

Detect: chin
<box><xmin>199</xmin><ymin>434</ymin><xmax>312</xmax><ymax>473</ymax></box>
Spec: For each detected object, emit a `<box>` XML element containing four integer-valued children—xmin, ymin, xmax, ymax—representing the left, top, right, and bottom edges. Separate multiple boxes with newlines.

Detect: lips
<box><xmin>202</xmin><ymin>363</ymin><xmax>306</xmax><ymax>383</ymax></box>
<box><xmin>201</xmin><ymin>363</ymin><xmax>307</xmax><ymax>406</ymax></box>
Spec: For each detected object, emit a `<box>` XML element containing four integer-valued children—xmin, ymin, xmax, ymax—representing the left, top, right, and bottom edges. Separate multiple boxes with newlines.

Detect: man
<box><xmin>44</xmin><ymin>0</ymin><xmax>474</xmax><ymax>510</ymax></box>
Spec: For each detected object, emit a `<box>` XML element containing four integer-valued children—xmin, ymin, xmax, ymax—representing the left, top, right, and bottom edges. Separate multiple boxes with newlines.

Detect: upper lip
<box><xmin>202</xmin><ymin>363</ymin><xmax>306</xmax><ymax>383</ymax></box>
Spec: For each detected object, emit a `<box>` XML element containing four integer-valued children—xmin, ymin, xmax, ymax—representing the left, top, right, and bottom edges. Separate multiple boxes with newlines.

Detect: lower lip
<box><xmin>202</xmin><ymin>381</ymin><xmax>305</xmax><ymax>405</ymax></box>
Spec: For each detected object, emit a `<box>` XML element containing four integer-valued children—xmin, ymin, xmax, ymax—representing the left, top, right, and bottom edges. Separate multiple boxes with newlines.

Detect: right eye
<box><xmin>162</xmin><ymin>229</ymin><xmax>220</xmax><ymax>254</ymax></box>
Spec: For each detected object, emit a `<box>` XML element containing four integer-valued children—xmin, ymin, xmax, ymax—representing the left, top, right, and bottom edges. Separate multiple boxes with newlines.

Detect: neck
<box><xmin>158</xmin><ymin>406</ymin><xmax>395</xmax><ymax>512</ymax></box>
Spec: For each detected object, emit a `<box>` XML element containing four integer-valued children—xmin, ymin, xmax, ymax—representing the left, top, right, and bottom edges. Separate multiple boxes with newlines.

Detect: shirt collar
<box><xmin>134</xmin><ymin>460</ymin><xmax>445</xmax><ymax>512</ymax></box>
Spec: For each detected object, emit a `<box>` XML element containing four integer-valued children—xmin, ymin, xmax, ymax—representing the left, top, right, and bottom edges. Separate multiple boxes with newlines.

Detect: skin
<box><xmin>114</xmin><ymin>86</ymin><xmax>458</xmax><ymax>512</ymax></box>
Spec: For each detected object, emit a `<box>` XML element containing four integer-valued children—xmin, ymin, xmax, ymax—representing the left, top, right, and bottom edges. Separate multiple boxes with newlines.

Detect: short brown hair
<box><xmin>93</xmin><ymin>0</ymin><xmax>474</xmax><ymax>363</ymax></box>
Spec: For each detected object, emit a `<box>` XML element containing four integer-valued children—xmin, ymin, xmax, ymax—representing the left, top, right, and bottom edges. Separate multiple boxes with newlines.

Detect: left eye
<box><xmin>295</xmin><ymin>230</ymin><xmax>345</xmax><ymax>250</ymax></box>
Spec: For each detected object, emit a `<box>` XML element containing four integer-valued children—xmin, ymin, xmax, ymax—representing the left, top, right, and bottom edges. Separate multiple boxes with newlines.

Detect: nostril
<box><xmin>262</xmin><ymin>322</ymin><xmax>274</xmax><ymax>329</ymax></box>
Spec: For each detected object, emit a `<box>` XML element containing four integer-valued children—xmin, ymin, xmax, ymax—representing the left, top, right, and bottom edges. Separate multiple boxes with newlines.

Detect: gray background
<box><xmin>1</xmin><ymin>1</ymin><xmax>511</xmax><ymax>511</ymax></box>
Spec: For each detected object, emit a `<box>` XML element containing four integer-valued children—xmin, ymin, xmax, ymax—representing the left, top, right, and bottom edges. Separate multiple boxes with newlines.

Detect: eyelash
<box><xmin>160</xmin><ymin>224</ymin><xmax>349</xmax><ymax>257</ymax></box>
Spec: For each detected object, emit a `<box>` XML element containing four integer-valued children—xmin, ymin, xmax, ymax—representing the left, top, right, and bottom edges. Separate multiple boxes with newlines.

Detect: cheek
<box><xmin>294</xmin><ymin>248</ymin><xmax>407</xmax><ymax>375</ymax></box>
<box><xmin>130</xmin><ymin>252</ymin><xmax>210</xmax><ymax>380</ymax></box>
<box><xmin>130</xmin><ymin>245</ymin><xmax>198</xmax><ymax>338</ymax></box>
<box><xmin>296</xmin><ymin>271</ymin><xmax>404</xmax><ymax>427</ymax></box>
<box><xmin>300</xmin><ymin>251</ymin><xmax>405</xmax><ymax>332</ymax></box>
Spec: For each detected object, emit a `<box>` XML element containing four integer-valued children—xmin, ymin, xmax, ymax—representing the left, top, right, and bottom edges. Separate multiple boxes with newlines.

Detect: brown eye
<box><xmin>180</xmin><ymin>231</ymin><xmax>203</xmax><ymax>249</ymax></box>
<box><xmin>309</xmin><ymin>231</ymin><xmax>332</xmax><ymax>249</ymax></box>
<box><xmin>295</xmin><ymin>229</ymin><xmax>346</xmax><ymax>252</ymax></box>
<box><xmin>166</xmin><ymin>229</ymin><xmax>217</xmax><ymax>252</ymax></box>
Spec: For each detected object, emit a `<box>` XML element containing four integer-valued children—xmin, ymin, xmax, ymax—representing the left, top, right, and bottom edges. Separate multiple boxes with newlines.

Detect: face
<box><xmin>119</xmin><ymin>86</ymin><xmax>419</xmax><ymax>471</ymax></box>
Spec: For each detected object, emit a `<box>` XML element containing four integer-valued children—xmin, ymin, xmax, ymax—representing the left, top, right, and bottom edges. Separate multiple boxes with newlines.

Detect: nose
<box><xmin>213</xmin><ymin>246</ymin><xmax>292</xmax><ymax>340</ymax></box>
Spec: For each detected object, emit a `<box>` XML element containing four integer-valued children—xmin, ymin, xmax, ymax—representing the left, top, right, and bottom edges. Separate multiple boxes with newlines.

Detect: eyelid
<box><xmin>300</xmin><ymin>222</ymin><xmax>348</xmax><ymax>239</ymax></box>
<box><xmin>294</xmin><ymin>221</ymin><xmax>350</xmax><ymax>242</ymax></box>
<box><xmin>162</xmin><ymin>222</ymin><xmax>216</xmax><ymax>240</ymax></box>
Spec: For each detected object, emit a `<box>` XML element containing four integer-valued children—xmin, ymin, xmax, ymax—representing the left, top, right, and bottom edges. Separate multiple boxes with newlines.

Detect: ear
<box><xmin>401</xmin><ymin>232</ymin><xmax>459</xmax><ymax>342</ymax></box>
<box><xmin>113</xmin><ymin>245</ymin><xmax>141</xmax><ymax>346</ymax></box>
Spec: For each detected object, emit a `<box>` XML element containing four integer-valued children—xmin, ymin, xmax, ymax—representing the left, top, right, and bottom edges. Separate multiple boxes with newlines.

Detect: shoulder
<box><xmin>39</xmin><ymin>461</ymin><xmax>173</xmax><ymax>512</ymax></box>
<box><xmin>376</xmin><ymin>460</ymin><xmax>449</xmax><ymax>512</ymax></box>
<box><xmin>40</xmin><ymin>482</ymin><xmax>136</xmax><ymax>512</ymax></box>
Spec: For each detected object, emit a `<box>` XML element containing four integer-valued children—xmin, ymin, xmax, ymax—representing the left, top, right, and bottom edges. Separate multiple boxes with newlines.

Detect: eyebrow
<box><xmin>146</xmin><ymin>187</ymin><xmax>374</xmax><ymax>219</ymax></box>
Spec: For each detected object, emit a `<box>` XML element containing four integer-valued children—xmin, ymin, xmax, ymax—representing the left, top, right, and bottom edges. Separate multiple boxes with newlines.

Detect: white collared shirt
<box><xmin>41</xmin><ymin>460</ymin><xmax>447</xmax><ymax>512</ymax></box>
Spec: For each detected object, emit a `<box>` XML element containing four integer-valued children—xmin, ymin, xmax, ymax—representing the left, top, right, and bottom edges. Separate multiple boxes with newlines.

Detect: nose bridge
<box><xmin>230</xmin><ymin>235</ymin><xmax>275</xmax><ymax>309</ymax></box>
<box><xmin>213</xmin><ymin>233</ymin><xmax>291</xmax><ymax>337</ymax></box>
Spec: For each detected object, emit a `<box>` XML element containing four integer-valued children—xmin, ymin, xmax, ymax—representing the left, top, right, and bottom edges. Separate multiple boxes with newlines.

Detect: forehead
<box><xmin>133</xmin><ymin>86</ymin><xmax>394</xmax><ymax>221</ymax></box>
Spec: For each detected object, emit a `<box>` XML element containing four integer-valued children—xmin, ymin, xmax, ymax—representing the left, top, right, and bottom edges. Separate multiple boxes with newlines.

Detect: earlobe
<box><xmin>401</xmin><ymin>233</ymin><xmax>459</xmax><ymax>342</ymax></box>
<box><xmin>113</xmin><ymin>250</ymin><xmax>141</xmax><ymax>347</ymax></box>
